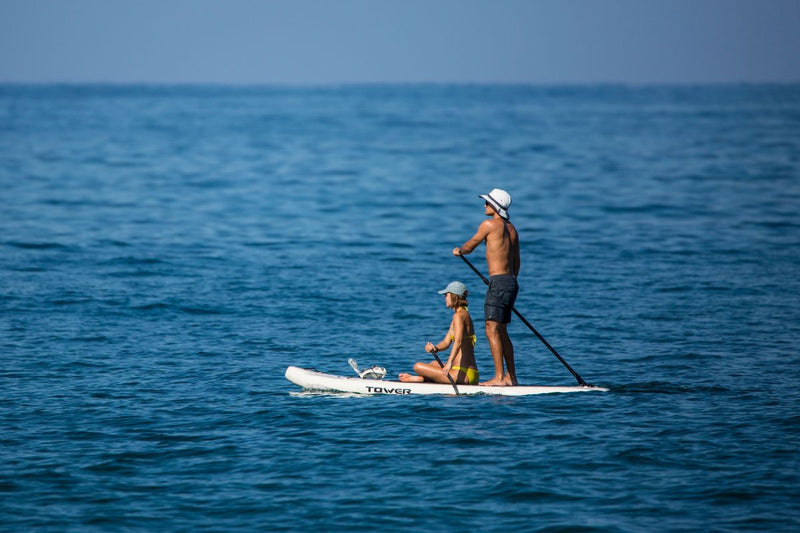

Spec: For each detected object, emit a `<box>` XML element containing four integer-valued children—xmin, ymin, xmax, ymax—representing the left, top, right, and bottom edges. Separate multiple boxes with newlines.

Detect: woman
<box><xmin>399</xmin><ymin>281</ymin><xmax>480</xmax><ymax>385</ymax></box>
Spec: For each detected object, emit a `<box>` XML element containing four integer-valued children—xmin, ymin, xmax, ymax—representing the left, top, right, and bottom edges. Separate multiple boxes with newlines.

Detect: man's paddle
<box><xmin>429</xmin><ymin>348</ymin><xmax>460</xmax><ymax>395</ymax></box>
<box><xmin>458</xmin><ymin>254</ymin><xmax>589</xmax><ymax>386</ymax></box>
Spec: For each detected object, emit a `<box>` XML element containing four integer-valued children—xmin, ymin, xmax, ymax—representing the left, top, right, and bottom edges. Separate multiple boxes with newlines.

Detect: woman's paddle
<box><xmin>458</xmin><ymin>254</ymin><xmax>589</xmax><ymax>386</ymax></box>
<box><xmin>428</xmin><ymin>347</ymin><xmax>460</xmax><ymax>395</ymax></box>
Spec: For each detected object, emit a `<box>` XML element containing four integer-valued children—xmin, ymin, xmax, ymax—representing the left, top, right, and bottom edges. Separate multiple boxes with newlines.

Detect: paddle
<box><xmin>458</xmin><ymin>254</ymin><xmax>589</xmax><ymax>386</ymax></box>
<box><xmin>429</xmin><ymin>347</ymin><xmax>460</xmax><ymax>395</ymax></box>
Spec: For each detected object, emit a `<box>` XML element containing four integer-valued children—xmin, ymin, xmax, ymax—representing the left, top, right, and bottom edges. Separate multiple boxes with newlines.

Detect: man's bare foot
<box><xmin>480</xmin><ymin>377</ymin><xmax>509</xmax><ymax>386</ymax></box>
<box><xmin>399</xmin><ymin>373</ymin><xmax>424</xmax><ymax>383</ymax></box>
<box><xmin>503</xmin><ymin>374</ymin><xmax>518</xmax><ymax>386</ymax></box>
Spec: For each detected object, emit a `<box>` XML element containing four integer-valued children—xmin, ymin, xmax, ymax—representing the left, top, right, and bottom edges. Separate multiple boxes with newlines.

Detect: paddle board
<box><xmin>285</xmin><ymin>366</ymin><xmax>608</xmax><ymax>396</ymax></box>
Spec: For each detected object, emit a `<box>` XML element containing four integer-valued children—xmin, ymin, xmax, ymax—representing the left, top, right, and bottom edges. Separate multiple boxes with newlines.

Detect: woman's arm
<box><xmin>444</xmin><ymin>314</ymin><xmax>465</xmax><ymax>371</ymax></box>
<box><xmin>425</xmin><ymin>323</ymin><xmax>455</xmax><ymax>355</ymax></box>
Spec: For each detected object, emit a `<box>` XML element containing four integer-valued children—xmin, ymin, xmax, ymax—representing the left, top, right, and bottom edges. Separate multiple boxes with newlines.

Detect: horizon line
<box><xmin>2</xmin><ymin>79</ymin><xmax>799</xmax><ymax>88</ymax></box>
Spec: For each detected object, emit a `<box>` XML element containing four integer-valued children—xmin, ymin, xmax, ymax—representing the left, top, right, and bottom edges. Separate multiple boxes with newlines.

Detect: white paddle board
<box><xmin>285</xmin><ymin>366</ymin><xmax>608</xmax><ymax>396</ymax></box>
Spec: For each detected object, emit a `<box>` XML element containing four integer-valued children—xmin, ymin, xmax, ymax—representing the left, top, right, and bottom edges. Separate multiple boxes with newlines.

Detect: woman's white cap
<box><xmin>438</xmin><ymin>281</ymin><xmax>468</xmax><ymax>297</ymax></box>
<box><xmin>479</xmin><ymin>188</ymin><xmax>511</xmax><ymax>220</ymax></box>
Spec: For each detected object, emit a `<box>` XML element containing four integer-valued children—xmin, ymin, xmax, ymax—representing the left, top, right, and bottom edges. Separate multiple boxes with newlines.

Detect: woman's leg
<box><xmin>412</xmin><ymin>361</ymin><xmax>452</xmax><ymax>384</ymax></box>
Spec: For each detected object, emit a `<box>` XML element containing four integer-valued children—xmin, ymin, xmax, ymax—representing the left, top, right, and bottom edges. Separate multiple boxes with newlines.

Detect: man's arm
<box><xmin>453</xmin><ymin>221</ymin><xmax>492</xmax><ymax>256</ymax></box>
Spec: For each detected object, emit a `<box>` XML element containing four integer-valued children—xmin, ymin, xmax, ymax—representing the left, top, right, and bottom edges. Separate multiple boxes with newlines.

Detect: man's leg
<box><xmin>499</xmin><ymin>325</ymin><xmax>516</xmax><ymax>385</ymax></box>
<box><xmin>482</xmin><ymin>320</ymin><xmax>507</xmax><ymax>385</ymax></box>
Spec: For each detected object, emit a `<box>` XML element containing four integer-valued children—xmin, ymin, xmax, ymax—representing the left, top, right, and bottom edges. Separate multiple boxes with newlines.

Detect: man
<box><xmin>452</xmin><ymin>188</ymin><xmax>520</xmax><ymax>386</ymax></box>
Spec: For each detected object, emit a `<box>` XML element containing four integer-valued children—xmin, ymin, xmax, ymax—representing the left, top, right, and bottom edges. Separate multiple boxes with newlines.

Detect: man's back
<box><xmin>483</xmin><ymin>218</ymin><xmax>520</xmax><ymax>277</ymax></box>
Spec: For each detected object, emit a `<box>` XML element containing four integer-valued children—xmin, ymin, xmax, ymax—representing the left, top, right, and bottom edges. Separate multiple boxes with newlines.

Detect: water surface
<box><xmin>1</xmin><ymin>84</ymin><xmax>799</xmax><ymax>531</ymax></box>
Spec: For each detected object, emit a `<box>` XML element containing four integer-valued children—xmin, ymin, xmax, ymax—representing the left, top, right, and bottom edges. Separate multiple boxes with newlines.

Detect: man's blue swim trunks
<box><xmin>484</xmin><ymin>274</ymin><xmax>518</xmax><ymax>324</ymax></box>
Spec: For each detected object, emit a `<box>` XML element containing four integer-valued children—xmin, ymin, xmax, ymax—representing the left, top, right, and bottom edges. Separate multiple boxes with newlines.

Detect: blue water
<box><xmin>1</xmin><ymin>84</ymin><xmax>799</xmax><ymax>531</ymax></box>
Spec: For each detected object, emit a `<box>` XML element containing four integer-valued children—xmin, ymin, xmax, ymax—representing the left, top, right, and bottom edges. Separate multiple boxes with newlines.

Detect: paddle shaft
<box><xmin>458</xmin><ymin>254</ymin><xmax>589</xmax><ymax>386</ymax></box>
<box><xmin>430</xmin><ymin>349</ymin><xmax>460</xmax><ymax>395</ymax></box>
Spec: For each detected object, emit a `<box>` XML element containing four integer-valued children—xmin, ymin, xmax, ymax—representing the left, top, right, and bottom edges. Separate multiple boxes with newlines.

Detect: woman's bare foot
<box><xmin>398</xmin><ymin>373</ymin><xmax>424</xmax><ymax>383</ymax></box>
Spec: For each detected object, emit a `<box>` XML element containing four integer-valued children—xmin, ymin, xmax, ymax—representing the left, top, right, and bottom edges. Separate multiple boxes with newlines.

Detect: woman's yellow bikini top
<box><xmin>450</xmin><ymin>306</ymin><xmax>477</xmax><ymax>346</ymax></box>
<box><xmin>449</xmin><ymin>333</ymin><xmax>477</xmax><ymax>345</ymax></box>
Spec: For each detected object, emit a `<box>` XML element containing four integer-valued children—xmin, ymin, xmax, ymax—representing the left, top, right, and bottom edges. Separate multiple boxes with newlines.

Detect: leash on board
<box><xmin>458</xmin><ymin>254</ymin><xmax>590</xmax><ymax>387</ymax></box>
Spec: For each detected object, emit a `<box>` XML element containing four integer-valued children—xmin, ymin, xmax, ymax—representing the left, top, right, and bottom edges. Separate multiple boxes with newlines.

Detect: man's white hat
<box><xmin>479</xmin><ymin>188</ymin><xmax>511</xmax><ymax>220</ymax></box>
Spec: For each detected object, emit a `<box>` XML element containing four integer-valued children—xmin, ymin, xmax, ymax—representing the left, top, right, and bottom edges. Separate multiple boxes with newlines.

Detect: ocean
<box><xmin>1</xmin><ymin>84</ymin><xmax>799</xmax><ymax>531</ymax></box>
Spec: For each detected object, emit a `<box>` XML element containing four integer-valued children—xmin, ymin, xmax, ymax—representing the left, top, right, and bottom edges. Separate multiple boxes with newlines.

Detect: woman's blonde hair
<box><xmin>450</xmin><ymin>292</ymin><xmax>469</xmax><ymax>309</ymax></box>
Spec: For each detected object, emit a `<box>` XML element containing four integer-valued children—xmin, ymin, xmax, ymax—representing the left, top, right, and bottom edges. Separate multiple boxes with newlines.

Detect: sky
<box><xmin>0</xmin><ymin>0</ymin><xmax>798</xmax><ymax>85</ymax></box>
